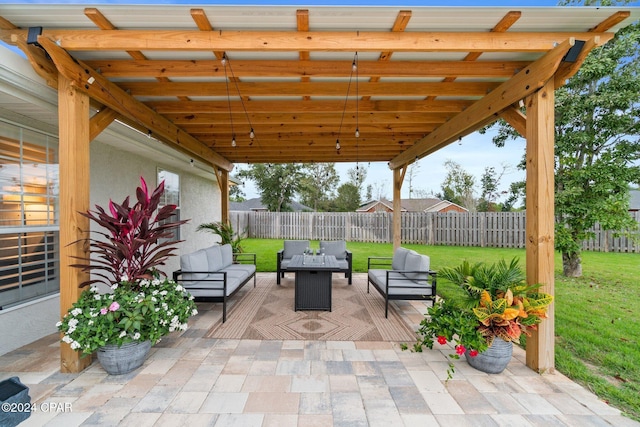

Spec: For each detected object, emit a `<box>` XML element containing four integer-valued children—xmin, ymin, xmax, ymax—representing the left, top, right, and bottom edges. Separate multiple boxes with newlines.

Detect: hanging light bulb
<box><xmin>352</xmin><ymin>59</ymin><xmax>357</xmax><ymax>72</ymax></box>
<box><xmin>231</xmin><ymin>135</ymin><xmax>236</xmax><ymax>147</ymax></box>
<box><xmin>355</xmin><ymin>128</ymin><xmax>360</xmax><ymax>138</ymax></box>
<box><xmin>335</xmin><ymin>139</ymin><xmax>341</xmax><ymax>150</ymax></box>
<box><xmin>221</xmin><ymin>54</ymin><xmax>227</xmax><ymax>66</ymax></box>
<box><xmin>249</xmin><ymin>128</ymin><xmax>255</xmax><ymax>139</ymax></box>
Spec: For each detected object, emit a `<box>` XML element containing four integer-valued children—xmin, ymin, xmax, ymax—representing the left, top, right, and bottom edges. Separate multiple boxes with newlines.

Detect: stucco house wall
<box><xmin>0</xmin><ymin>45</ymin><xmax>223</xmax><ymax>355</ymax></box>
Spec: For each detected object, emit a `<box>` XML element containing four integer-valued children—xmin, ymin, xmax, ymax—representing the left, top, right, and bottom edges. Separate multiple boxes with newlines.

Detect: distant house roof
<box><xmin>357</xmin><ymin>198</ymin><xmax>468</xmax><ymax>213</ymax></box>
<box><xmin>230</xmin><ymin>197</ymin><xmax>311</xmax><ymax>212</ymax></box>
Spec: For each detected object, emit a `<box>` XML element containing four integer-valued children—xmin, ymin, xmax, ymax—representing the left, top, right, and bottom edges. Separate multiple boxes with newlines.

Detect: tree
<box><xmin>407</xmin><ymin>161</ymin><xmax>421</xmax><ymax>199</ymax></box>
<box><xmin>297</xmin><ymin>163</ymin><xmax>340</xmax><ymax>211</ymax></box>
<box><xmin>334</xmin><ymin>183</ymin><xmax>361</xmax><ymax>212</ymax></box>
<box><xmin>438</xmin><ymin>160</ymin><xmax>476</xmax><ymax>211</ymax></box>
<box><xmin>347</xmin><ymin>165</ymin><xmax>367</xmax><ymax>198</ymax></box>
<box><xmin>236</xmin><ymin>163</ymin><xmax>304</xmax><ymax>212</ymax></box>
<box><xmin>488</xmin><ymin>19</ymin><xmax>640</xmax><ymax>277</ymax></box>
<box><xmin>229</xmin><ymin>183</ymin><xmax>245</xmax><ymax>202</ymax></box>
<box><xmin>477</xmin><ymin>164</ymin><xmax>510</xmax><ymax>212</ymax></box>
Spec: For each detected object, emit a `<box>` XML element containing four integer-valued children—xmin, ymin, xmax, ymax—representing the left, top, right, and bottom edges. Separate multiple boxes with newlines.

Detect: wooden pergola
<box><xmin>1</xmin><ymin>4</ymin><xmax>636</xmax><ymax>374</ymax></box>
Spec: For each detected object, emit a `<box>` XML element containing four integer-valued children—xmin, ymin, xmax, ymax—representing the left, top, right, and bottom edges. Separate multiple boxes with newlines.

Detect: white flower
<box><xmin>62</xmin><ymin>335</ymin><xmax>73</xmax><ymax>344</ymax></box>
<box><xmin>94</xmin><ymin>294</ymin><xmax>102</xmax><ymax>301</ymax></box>
<box><xmin>55</xmin><ymin>321</ymin><xmax>62</xmax><ymax>327</ymax></box>
<box><xmin>155</xmin><ymin>308</ymin><xmax>160</xmax><ymax>312</ymax></box>
<box><xmin>133</xmin><ymin>332</ymin><xmax>141</xmax><ymax>340</ymax></box>
<box><xmin>119</xmin><ymin>331</ymin><xmax>127</xmax><ymax>338</ymax></box>
<box><xmin>70</xmin><ymin>341</ymin><xmax>81</xmax><ymax>350</ymax></box>
<box><xmin>160</xmin><ymin>290</ymin><xmax>168</xmax><ymax>296</ymax></box>
<box><xmin>68</xmin><ymin>318</ymin><xmax>79</xmax><ymax>328</ymax></box>
<box><xmin>71</xmin><ymin>308</ymin><xmax>82</xmax><ymax>316</ymax></box>
<box><xmin>152</xmin><ymin>278</ymin><xmax>161</xmax><ymax>286</ymax></box>
<box><xmin>175</xmin><ymin>284</ymin><xmax>184</xmax><ymax>292</ymax></box>
<box><xmin>191</xmin><ymin>308</ymin><xmax>198</xmax><ymax>316</ymax></box>
<box><xmin>90</xmin><ymin>285</ymin><xmax>99</xmax><ymax>293</ymax></box>
<box><xmin>152</xmin><ymin>290</ymin><xmax>159</xmax><ymax>296</ymax></box>
<box><xmin>111</xmin><ymin>283</ymin><xmax>119</xmax><ymax>290</ymax></box>
<box><xmin>88</xmin><ymin>320</ymin><xmax>94</xmax><ymax>326</ymax></box>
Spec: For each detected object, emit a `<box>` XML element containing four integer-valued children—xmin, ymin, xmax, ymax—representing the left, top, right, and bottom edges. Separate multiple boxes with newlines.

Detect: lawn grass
<box><xmin>241</xmin><ymin>238</ymin><xmax>640</xmax><ymax>421</ymax></box>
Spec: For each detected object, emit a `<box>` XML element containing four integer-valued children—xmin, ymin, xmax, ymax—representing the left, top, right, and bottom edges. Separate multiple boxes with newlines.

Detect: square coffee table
<box><xmin>287</xmin><ymin>254</ymin><xmax>340</xmax><ymax>311</ymax></box>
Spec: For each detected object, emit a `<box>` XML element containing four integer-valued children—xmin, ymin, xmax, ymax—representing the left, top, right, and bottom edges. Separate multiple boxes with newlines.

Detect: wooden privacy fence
<box><xmin>229</xmin><ymin>210</ymin><xmax>640</xmax><ymax>253</ymax></box>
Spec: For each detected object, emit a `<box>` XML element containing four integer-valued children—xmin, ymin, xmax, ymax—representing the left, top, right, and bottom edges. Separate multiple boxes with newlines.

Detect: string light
<box><xmin>336</xmin><ymin>52</ymin><xmax>358</xmax><ymax>154</ymax></box>
<box><xmin>222</xmin><ymin>54</ymin><xmax>236</xmax><ymax>147</ymax></box>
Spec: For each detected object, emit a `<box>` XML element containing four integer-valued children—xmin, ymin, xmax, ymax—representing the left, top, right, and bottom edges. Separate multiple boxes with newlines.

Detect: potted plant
<box><xmin>197</xmin><ymin>220</ymin><xmax>246</xmax><ymax>253</ymax></box>
<box><xmin>407</xmin><ymin>257</ymin><xmax>553</xmax><ymax>379</ymax></box>
<box><xmin>56</xmin><ymin>177</ymin><xmax>198</xmax><ymax>375</ymax></box>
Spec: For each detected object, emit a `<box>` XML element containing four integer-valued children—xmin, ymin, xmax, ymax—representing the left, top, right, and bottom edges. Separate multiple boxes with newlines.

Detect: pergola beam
<box><xmin>145</xmin><ymin>99</ymin><xmax>473</xmax><ymax>114</ymax></box>
<box><xmin>84</xmin><ymin>59</ymin><xmax>530</xmax><ymax>78</ymax></box>
<box><xmin>116</xmin><ymin>80</ymin><xmax>501</xmax><ymax>98</ymax></box>
<box><xmin>12</xmin><ymin>29</ymin><xmax>614</xmax><ymax>52</ymax></box>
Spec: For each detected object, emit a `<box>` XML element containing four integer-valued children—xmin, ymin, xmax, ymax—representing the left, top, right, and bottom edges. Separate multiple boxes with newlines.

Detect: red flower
<box><xmin>437</xmin><ymin>336</ymin><xmax>447</xmax><ymax>345</ymax></box>
<box><xmin>469</xmin><ymin>349</ymin><xmax>479</xmax><ymax>357</ymax></box>
<box><xmin>455</xmin><ymin>345</ymin><xmax>466</xmax><ymax>355</ymax></box>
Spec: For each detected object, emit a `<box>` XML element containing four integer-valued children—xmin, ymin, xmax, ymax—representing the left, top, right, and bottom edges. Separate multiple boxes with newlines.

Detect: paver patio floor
<box><xmin>1</xmin><ymin>273</ymin><xmax>637</xmax><ymax>427</ymax></box>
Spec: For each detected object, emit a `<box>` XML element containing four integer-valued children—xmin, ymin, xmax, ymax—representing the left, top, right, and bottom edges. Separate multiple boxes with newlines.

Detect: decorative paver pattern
<box><xmin>1</xmin><ymin>273</ymin><xmax>638</xmax><ymax>426</ymax></box>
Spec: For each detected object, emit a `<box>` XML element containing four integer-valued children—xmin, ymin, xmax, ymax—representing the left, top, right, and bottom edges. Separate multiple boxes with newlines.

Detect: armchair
<box><xmin>319</xmin><ymin>240</ymin><xmax>352</xmax><ymax>284</ymax></box>
<box><xmin>276</xmin><ymin>240</ymin><xmax>310</xmax><ymax>285</ymax></box>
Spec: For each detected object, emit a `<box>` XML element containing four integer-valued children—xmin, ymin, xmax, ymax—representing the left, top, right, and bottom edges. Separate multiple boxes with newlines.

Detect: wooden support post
<box><xmin>58</xmin><ymin>75</ymin><xmax>92</xmax><ymax>373</ymax></box>
<box><xmin>525</xmin><ymin>78</ymin><xmax>556</xmax><ymax>373</ymax></box>
<box><xmin>392</xmin><ymin>166</ymin><xmax>406</xmax><ymax>250</ymax></box>
<box><xmin>219</xmin><ymin>169</ymin><xmax>229</xmax><ymax>224</ymax></box>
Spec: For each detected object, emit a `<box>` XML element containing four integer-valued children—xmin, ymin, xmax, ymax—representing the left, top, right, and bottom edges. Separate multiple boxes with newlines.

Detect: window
<box><xmin>0</xmin><ymin>121</ymin><xmax>59</xmax><ymax>309</ymax></box>
<box><xmin>157</xmin><ymin>169</ymin><xmax>180</xmax><ymax>242</ymax></box>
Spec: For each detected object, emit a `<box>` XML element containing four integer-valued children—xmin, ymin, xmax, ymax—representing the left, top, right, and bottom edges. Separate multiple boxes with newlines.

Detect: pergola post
<box><xmin>392</xmin><ymin>166</ymin><xmax>406</xmax><ymax>250</ymax></box>
<box><xmin>219</xmin><ymin>169</ymin><xmax>229</xmax><ymax>224</ymax></box>
<box><xmin>58</xmin><ymin>75</ymin><xmax>92</xmax><ymax>373</ymax></box>
<box><xmin>525</xmin><ymin>78</ymin><xmax>556</xmax><ymax>373</ymax></box>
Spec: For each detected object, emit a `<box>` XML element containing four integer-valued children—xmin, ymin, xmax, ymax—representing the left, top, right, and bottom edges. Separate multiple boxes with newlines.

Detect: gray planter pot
<box><xmin>465</xmin><ymin>337</ymin><xmax>513</xmax><ymax>374</ymax></box>
<box><xmin>96</xmin><ymin>340</ymin><xmax>152</xmax><ymax>375</ymax></box>
<box><xmin>0</xmin><ymin>376</ymin><xmax>31</xmax><ymax>427</ymax></box>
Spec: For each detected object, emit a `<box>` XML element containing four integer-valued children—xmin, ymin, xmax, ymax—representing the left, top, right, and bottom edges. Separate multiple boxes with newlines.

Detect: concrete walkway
<box><xmin>1</xmin><ymin>273</ymin><xmax>637</xmax><ymax>427</ymax></box>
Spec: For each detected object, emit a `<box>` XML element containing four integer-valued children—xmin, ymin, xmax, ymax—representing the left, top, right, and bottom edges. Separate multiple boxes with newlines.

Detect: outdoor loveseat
<box><xmin>367</xmin><ymin>247</ymin><xmax>437</xmax><ymax>317</ymax></box>
<box><xmin>173</xmin><ymin>243</ymin><xmax>256</xmax><ymax>322</ymax></box>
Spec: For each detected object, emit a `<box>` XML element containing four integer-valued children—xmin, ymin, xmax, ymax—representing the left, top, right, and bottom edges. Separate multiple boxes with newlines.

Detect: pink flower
<box><xmin>100</xmin><ymin>308</ymin><xmax>108</xmax><ymax>315</ymax></box>
<box><xmin>109</xmin><ymin>301</ymin><xmax>120</xmax><ymax>312</ymax></box>
<box><xmin>437</xmin><ymin>336</ymin><xmax>447</xmax><ymax>345</ymax></box>
<box><xmin>469</xmin><ymin>349</ymin><xmax>479</xmax><ymax>357</ymax></box>
<box><xmin>455</xmin><ymin>345</ymin><xmax>466</xmax><ymax>355</ymax></box>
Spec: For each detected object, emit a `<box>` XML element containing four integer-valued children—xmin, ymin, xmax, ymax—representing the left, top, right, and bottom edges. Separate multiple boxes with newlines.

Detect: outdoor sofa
<box><xmin>367</xmin><ymin>247</ymin><xmax>437</xmax><ymax>317</ymax></box>
<box><xmin>173</xmin><ymin>243</ymin><xmax>256</xmax><ymax>322</ymax></box>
